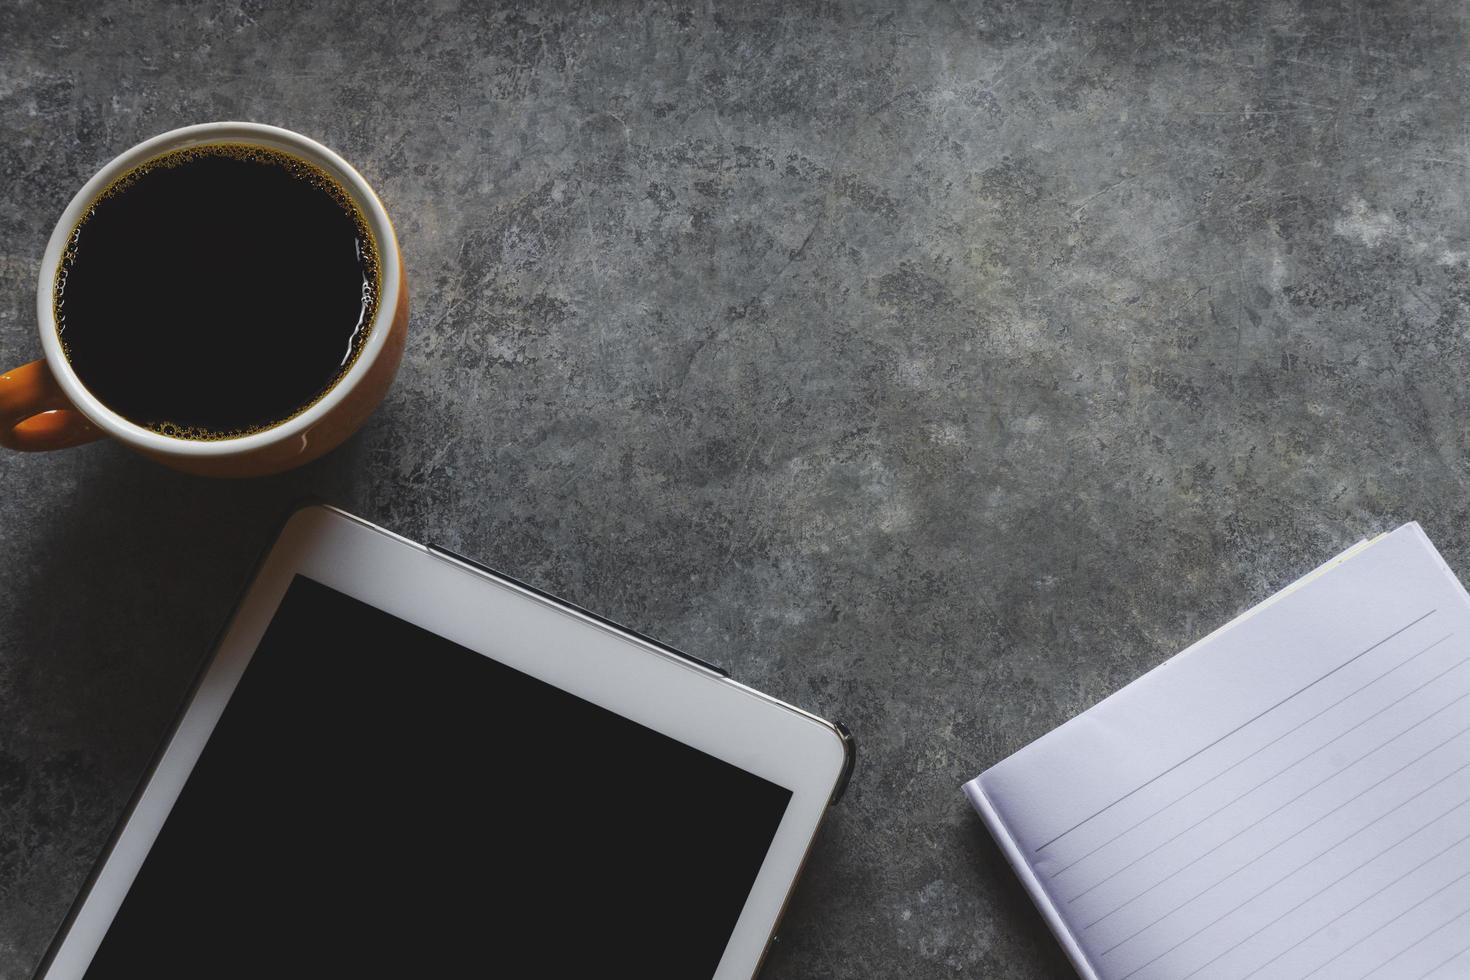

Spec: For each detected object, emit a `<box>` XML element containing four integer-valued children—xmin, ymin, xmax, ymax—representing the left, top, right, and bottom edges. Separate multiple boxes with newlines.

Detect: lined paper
<box><xmin>967</xmin><ymin>524</ymin><xmax>1470</xmax><ymax>979</ymax></box>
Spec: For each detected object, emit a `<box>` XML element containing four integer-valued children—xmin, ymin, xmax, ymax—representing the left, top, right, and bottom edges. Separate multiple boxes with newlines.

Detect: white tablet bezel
<box><xmin>37</xmin><ymin>505</ymin><xmax>851</xmax><ymax>980</ymax></box>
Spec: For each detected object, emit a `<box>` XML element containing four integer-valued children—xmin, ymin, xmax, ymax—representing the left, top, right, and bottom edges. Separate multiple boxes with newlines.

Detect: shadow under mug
<box><xmin>0</xmin><ymin>122</ymin><xmax>408</xmax><ymax>478</ymax></box>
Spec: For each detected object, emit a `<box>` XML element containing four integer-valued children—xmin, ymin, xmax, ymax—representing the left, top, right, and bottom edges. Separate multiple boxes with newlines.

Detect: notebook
<box><xmin>964</xmin><ymin>523</ymin><xmax>1470</xmax><ymax>980</ymax></box>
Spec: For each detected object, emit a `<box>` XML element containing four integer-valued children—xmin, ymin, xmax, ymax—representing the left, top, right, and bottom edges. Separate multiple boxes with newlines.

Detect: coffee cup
<box><xmin>0</xmin><ymin>121</ymin><xmax>408</xmax><ymax>477</ymax></box>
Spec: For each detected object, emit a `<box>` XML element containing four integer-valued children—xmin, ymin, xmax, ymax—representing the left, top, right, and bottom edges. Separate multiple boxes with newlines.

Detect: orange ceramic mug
<box><xmin>0</xmin><ymin>122</ymin><xmax>408</xmax><ymax>477</ymax></box>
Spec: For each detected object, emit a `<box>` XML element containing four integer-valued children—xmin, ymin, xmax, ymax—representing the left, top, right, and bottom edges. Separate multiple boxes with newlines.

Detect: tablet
<box><xmin>35</xmin><ymin>505</ymin><xmax>853</xmax><ymax>980</ymax></box>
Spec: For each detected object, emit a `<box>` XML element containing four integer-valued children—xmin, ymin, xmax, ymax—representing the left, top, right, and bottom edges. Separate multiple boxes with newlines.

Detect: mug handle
<box><xmin>0</xmin><ymin>359</ymin><xmax>103</xmax><ymax>451</ymax></box>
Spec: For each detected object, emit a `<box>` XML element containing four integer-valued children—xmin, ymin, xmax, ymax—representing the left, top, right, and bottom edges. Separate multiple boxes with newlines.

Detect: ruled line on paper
<box><xmin>1304</xmin><ymin>865</ymin><xmax>1470</xmax><ymax>978</ymax></box>
<box><xmin>1105</xmin><ymin>763</ymin><xmax>1470</xmax><ymax>972</ymax></box>
<box><xmin>1414</xmin><ymin>939</ymin><xmax>1470</xmax><ymax>980</ymax></box>
<box><xmin>1033</xmin><ymin>610</ymin><xmax>1437</xmax><ymax>854</ymax></box>
<box><xmin>1070</xmin><ymin>640</ymin><xmax>1464</xmax><ymax>908</ymax></box>
<box><xmin>1354</xmin><ymin>900</ymin><xmax>1470</xmax><ymax>980</ymax></box>
<box><xmin>1072</xmin><ymin>642</ymin><xmax>1465</xmax><ymax>914</ymax></box>
<box><xmin>1098</xmin><ymin>705</ymin><xmax>1470</xmax><ymax>958</ymax></box>
<box><xmin>1086</xmin><ymin>735</ymin><xmax>1470</xmax><ymax>935</ymax></box>
<box><xmin>1049</xmin><ymin>632</ymin><xmax>1457</xmax><ymax>881</ymax></box>
<box><xmin>1176</xmin><ymin>792</ymin><xmax>1470</xmax><ymax>979</ymax></box>
<box><xmin>1115</xmin><ymin>790</ymin><xmax>1470</xmax><ymax>980</ymax></box>
<box><xmin>1237</xmin><ymin>825</ymin><xmax>1470</xmax><ymax>980</ymax></box>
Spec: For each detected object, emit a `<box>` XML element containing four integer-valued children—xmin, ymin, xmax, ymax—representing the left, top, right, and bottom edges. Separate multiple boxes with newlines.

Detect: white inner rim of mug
<box><xmin>35</xmin><ymin>122</ymin><xmax>401</xmax><ymax>458</ymax></box>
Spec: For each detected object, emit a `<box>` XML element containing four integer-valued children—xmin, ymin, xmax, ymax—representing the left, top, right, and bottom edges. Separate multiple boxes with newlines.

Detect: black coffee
<box><xmin>55</xmin><ymin>142</ymin><xmax>380</xmax><ymax>439</ymax></box>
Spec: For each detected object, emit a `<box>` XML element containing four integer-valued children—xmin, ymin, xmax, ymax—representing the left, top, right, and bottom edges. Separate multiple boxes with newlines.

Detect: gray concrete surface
<box><xmin>4</xmin><ymin>0</ymin><xmax>1470</xmax><ymax>976</ymax></box>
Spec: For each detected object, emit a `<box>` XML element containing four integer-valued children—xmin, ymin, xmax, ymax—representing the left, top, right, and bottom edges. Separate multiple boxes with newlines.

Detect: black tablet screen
<box><xmin>82</xmin><ymin>575</ymin><xmax>792</xmax><ymax>978</ymax></box>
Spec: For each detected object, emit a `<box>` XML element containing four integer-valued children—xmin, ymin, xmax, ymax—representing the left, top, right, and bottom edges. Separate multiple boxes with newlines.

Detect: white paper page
<box><xmin>974</xmin><ymin>523</ymin><xmax>1470</xmax><ymax>979</ymax></box>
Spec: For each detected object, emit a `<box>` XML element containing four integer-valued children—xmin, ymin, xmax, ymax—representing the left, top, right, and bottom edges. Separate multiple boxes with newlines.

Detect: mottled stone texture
<box><xmin>3</xmin><ymin>0</ymin><xmax>1470</xmax><ymax>975</ymax></box>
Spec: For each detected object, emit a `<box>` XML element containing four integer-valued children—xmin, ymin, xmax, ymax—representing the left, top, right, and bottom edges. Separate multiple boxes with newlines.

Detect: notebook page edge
<box><xmin>974</xmin><ymin>528</ymin><xmax>1396</xmax><ymax>788</ymax></box>
<box><xmin>1402</xmin><ymin>521</ymin><xmax>1470</xmax><ymax>603</ymax></box>
<box><xmin>964</xmin><ymin>777</ymin><xmax>1100</xmax><ymax>980</ymax></box>
<box><xmin>1184</xmin><ymin>533</ymin><xmax>1380</xmax><ymax>649</ymax></box>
